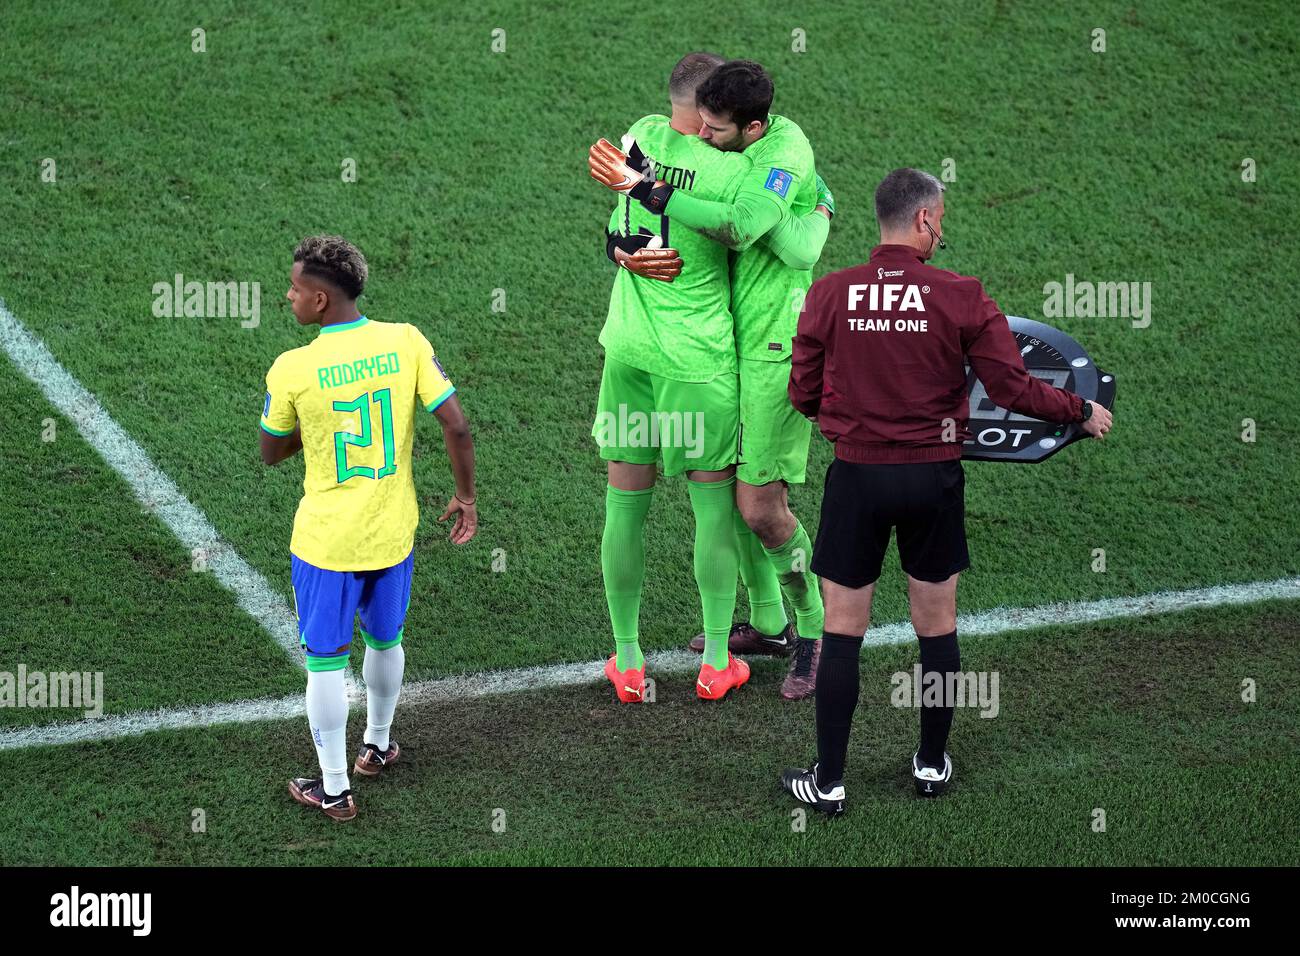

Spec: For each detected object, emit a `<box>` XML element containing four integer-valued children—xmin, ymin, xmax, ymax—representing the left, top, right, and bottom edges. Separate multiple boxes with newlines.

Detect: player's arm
<box><xmin>258</xmin><ymin>361</ymin><xmax>301</xmax><ymax>465</ymax></box>
<box><xmin>964</xmin><ymin>285</ymin><xmax>1090</xmax><ymax>426</ymax></box>
<box><xmin>763</xmin><ymin>208</ymin><xmax>828</xmax><ymax>272</ymax></box>
<box><xmin>432</xmin><ymin>394</ymin><xmax>478</xmax><ymax>545</ymax></box>
<box><xmin>789</xmin><ymin>280</ymin><xmax>829</xmax><ymax>419</ymax></box>
<box><xmin>660</xmin><ymin>167</ymin><xmax>788</xmax><ymax>251</ymax></box>
<box><xmin>413</xmin><ymin>327</ymin><xmax>478</xmax><ymax>544</ymax></box>
<box><xmin>589</xmin><ymin>137</ymin><xmax>788</xmax><ymax>252</ymax></box>
<box><xmin>259</xmin><ymin>425</ymin><xmax>302</xmax><ymax>465</ymax></box>
<box><xmin>762</xmin><ymin>173</ymin><xmax>834</xmax><ymax>271</ymax></box>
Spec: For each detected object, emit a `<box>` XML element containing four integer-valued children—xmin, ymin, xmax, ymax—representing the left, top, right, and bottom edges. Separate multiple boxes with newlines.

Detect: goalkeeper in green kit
<box><xmin>593</xmin><ymin>59</ymin><xmax>834</xmax><ymax>701</ymax></box>
<box><xmin>587</xmin><ymin>53</ymin><xmax>831</xmax><ymax>703</ymax></box>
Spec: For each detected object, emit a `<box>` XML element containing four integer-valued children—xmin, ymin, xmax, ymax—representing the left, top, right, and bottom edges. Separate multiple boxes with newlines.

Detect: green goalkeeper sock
<box><xmin>763</xmin><ymin>520</ymin><xmax>824</xmax><ymax>640</ymax></box>
<box><xmin>602</xmin><ymin>485</ymin><xmax>653</xmax><ymax>670</ymax></box>
<box><xmin>734</xmin><ymin>507</ymin><xmax>787</xmax><ymax>636</ymax></box>
<box><xmin>688</xmin><ymin>476</ymin><xmax>739</xmax><ymax>670</ymax></box>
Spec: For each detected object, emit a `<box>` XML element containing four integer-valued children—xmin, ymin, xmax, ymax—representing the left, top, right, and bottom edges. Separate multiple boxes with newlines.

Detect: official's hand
<box><xmin>613</xmin><ymin>236</ymin><xmax>682</xmax><ymax>282</ymax></box>
<box><xmin>438</xmin><ymin>496</ymin><xmax>478</xmax><ymax>544</ymax></box>
<box><xmin>814</xmin><ymin>173</ymin><xmax>836</xmax><ymax>218</ymax></box>
<box><xmin>1081</xmin><ymin>402</ymin><xmax>1113</xmax><ymax>439</ymax></box>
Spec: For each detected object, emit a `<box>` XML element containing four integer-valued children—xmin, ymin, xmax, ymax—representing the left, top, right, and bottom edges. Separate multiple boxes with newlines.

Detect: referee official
<box><xmin>779</xmin><ymin>168</ymin><xmax>1112</xmax><ymax>814</ymax></box>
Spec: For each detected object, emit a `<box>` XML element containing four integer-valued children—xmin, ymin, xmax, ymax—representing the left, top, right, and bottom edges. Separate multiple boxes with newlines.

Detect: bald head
<box><xmin>669</xmin><ymin>51</ymin><xmax>724</xmax><ymax>105</ymax></box>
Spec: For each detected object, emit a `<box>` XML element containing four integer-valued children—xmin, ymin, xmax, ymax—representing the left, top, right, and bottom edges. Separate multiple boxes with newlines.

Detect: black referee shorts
<box><xmin>811</xmin><ymin>458</ymin><xmax>970</xmax><ymax>588</ymax></box>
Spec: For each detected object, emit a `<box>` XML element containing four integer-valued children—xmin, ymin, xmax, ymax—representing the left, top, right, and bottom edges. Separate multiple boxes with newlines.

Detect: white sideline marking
<box><xmin>861</xmin><ymin>576</ymin><xmax>1300</xmax><ymax>646</ymax></box>
<box><xmin>0</xmin><ymin>696</ymin><xmax>308</xmax><ymax>751</ymax></box>
<box><xmin>0</xmin><ymin>300</ymin><xmax>305</xmax><ymax>668</ymax></box>
<box><xmin>2</xmin><ymin>576</ymin><xmax>1296</xmax><ymax>753</ymax></box>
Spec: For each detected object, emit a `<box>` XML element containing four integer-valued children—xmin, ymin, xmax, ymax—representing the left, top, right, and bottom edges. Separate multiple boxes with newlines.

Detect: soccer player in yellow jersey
<box><xmin>259</xmin><ymin>235</ymin><xmax>477</xmax><ymax>821</ymax></box>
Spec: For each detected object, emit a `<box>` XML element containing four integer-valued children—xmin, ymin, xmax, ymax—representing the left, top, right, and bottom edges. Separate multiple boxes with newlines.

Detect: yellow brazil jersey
<box><xmin>259</xmin><ymin>316</ymin><xmax>455</xmax><ymax>571</ymax></box>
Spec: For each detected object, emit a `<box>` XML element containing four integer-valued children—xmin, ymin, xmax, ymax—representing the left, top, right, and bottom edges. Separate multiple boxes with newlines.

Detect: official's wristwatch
<box><xmin>1080</xmin><ymin>400</ymin><xmax>1093</xmax><ymax>422</ymax></box>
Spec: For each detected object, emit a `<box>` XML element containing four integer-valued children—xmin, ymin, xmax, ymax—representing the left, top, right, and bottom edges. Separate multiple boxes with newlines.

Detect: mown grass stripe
<box><xmin>3</xmin><ymin>576</ymin><xmax>1294</xmax><ymax>753</ymax></box>
<box><xmin>0</xmin><ymin>299</ymin><xmax>306</xmax><ymax>670</ymax></box>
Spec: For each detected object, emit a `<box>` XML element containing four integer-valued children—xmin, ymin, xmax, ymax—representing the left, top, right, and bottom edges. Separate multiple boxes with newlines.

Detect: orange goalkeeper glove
<box><xmin>613</xmin><ymin>235</ymin><xmax>682</xmax><ymax>282</ymax></box>
<box><xmin>589</xmin><ymin>136</ymin><xmax>675</xmax><ymax>214</ymax></box>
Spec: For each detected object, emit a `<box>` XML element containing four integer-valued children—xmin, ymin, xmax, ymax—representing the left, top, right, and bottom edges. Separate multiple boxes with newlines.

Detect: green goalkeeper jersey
<box><xmin>599</xmin><ymin>114</ymin><xmax>753</xmax><ymax>382</ymax></box>
<box><xmin>729</xmin><ymin>114</ymin><xmax>819</xmax><ymax>362</ymax></box>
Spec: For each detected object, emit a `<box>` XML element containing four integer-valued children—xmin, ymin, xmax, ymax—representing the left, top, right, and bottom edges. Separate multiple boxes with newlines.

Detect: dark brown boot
<box><xmin>780</xmin><ymin>638</ymin><xmax>821</xmax><ymax>700</ymax></box>
<box><xmin>688</xmin><ymin>622</ymin><xmax>795</xmax><ymax>657</ymax></box>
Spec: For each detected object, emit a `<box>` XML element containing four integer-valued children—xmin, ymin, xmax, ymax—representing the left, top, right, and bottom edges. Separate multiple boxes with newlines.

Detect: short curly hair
<box><xmin>696</xmin><ymin>59</ymin><xmax>772</xmax><ymax>130</ymax></box>
<box><xmin>293</xmin><ymin>235</ymin><xmax>368</xmax><ymax>300</ymax></box>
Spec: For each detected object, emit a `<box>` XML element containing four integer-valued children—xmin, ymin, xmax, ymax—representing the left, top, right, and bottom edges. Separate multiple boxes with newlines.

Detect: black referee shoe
<box><xmin>912</xmin><ymin>751</ymin><xmax>953</xmax><ymax>798</ymax></box>
<box><xmin>780</xmin><ymin>762</ymin><xmax>845</xmax><ymax>817</ymax></box>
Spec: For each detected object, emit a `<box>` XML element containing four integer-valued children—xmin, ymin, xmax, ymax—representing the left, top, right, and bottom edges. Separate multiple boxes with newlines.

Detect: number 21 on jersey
<box><xmin>332</xmin><ymin>388</ymin><xmax>396</xmax><ymax>482</ymax></box>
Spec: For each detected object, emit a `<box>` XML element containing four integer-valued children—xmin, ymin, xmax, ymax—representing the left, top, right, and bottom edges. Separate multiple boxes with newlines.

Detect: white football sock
<box><xmin>305</xmin><ymin>668</ymin><xmax>350</xmax><ymax>796</ymax></box>
<box><xmin>362</xmin><ymin>643</ymin><xmax>405</xmax><ymax>752</ymax></box>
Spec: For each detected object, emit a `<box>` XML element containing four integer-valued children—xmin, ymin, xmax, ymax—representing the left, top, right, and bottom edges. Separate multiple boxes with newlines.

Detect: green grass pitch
<box><xmin>1</xmin><ymin>602</ymin><xmax>1296</xmax><ymax>865</ymax></box>
<box><xmin>0</xmin><ymin>0</ymin><xmax>1296</xmax><ymax>865</ymax></box>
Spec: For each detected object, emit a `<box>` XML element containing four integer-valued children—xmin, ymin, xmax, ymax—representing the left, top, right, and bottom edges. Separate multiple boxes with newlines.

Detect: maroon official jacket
<box><xmin>790</xmin><ymin>244</ymin><xmax>1084</xmax><ymax>465</ymax></box>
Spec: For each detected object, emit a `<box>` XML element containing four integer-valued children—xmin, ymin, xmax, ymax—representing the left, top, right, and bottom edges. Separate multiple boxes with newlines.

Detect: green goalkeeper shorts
<box><xmin>593</xmin><ymin>355</ymin><xmax>739</xmax><ymax>477</ymax></box>
<box><xmin>737</xmin><ymin>357</ymin><xmax>812</xmax><ymax>486</ymax></box>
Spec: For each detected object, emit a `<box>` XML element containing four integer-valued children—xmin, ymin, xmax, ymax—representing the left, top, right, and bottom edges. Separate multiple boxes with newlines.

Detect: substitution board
<box><xmin>962</xmin><ymin>316</ymin><xmax>1115</xmax><ymax>463</ymax></box>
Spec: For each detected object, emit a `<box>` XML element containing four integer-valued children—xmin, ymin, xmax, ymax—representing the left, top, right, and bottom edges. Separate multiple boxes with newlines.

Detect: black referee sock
<box><xmin>917</xmin><ymin>630</ymin><xmax>960</xmax><ymax>767</ymax></box>
<box><xmin>814</xmin><ymin>632</ymin><xmax>864</xmax><ymax>788</ymax></box>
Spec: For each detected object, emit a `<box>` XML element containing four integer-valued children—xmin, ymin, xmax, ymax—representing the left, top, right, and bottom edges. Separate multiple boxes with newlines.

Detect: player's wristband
<box><xmin>455</xmin><ymin>493</ymin><xmax>477</xmax><ymax>506</ymax></box>
<box><xmin>634</xmin><ymin>181</ymin><xmax>674</xmax><ymax>215</ymax></box>
<box><xmin>618</xmin><ymin>137</ymin><xmax>673</xmax><ymax>214</ymax></box>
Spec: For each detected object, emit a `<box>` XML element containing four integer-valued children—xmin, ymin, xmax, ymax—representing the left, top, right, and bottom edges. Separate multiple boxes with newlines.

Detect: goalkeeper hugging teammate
<box><xmin>589</xmin><ymin>55</ymin><xmax>833</xmax><ymax>704</ymax></box>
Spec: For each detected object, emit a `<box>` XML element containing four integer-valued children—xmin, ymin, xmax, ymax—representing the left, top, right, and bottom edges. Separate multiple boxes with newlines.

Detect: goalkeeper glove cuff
<box><xmin>633</xmin><ymin>181</ymin><xmax>674</xmax><ymax>215</ymax></box>
<box><xmin>621</xmin><ymin>141</ymin><xmax>673</xmax><ymax>212</ymax></box>
<box><xmin>606</xmin><ymin>230</ymin><xmax>655</xmax><ymax>263</ymax></box>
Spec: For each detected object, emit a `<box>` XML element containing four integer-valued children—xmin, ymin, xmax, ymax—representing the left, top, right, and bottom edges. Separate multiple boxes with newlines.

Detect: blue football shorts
<box><xmin>290</xmin><ymin>550</ymin><xmax>414</xmax><ymax>672</ymax></box>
